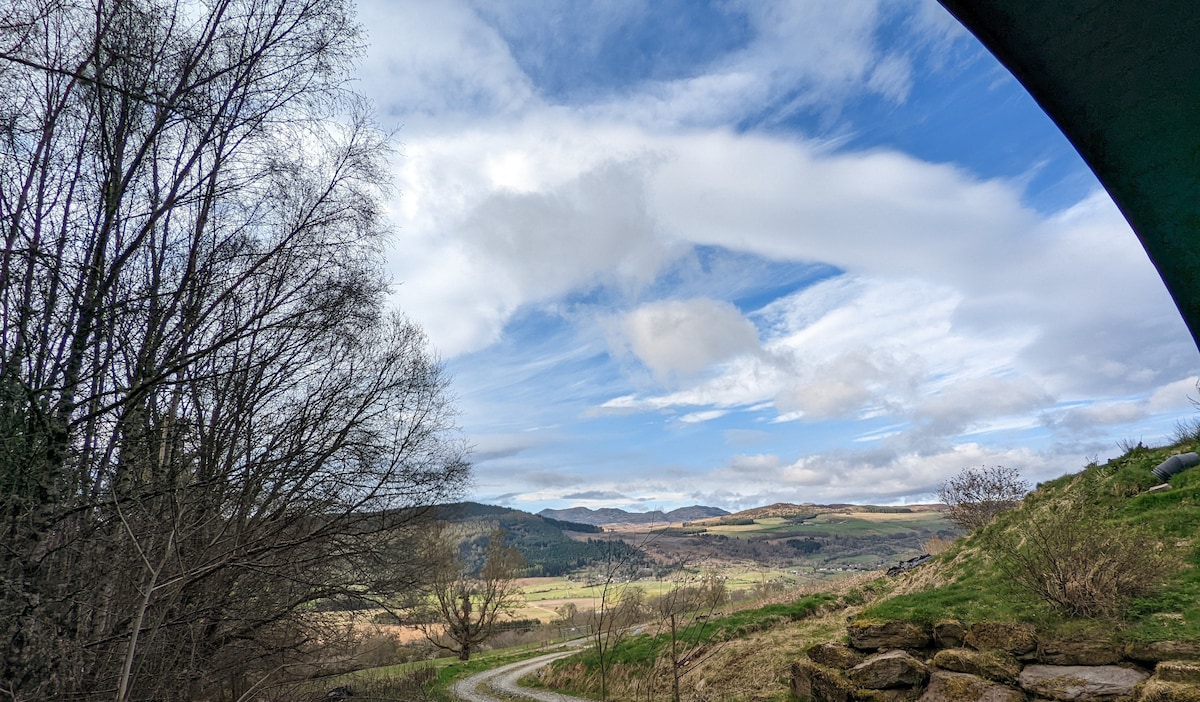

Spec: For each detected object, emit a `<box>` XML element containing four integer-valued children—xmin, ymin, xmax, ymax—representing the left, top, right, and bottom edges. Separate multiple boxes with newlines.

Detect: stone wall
<box><xmin>792</xmin><ymin>620</ymin><xmax>1200</xmax><ymax>702</ymax></box>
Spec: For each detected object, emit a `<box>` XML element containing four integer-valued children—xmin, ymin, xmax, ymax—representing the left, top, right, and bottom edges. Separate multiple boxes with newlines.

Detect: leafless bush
<box><xmin>1171</xmin><ymin>417</ymin><xmax>1200</xmax><ymax>444</ymax></box>
<box><xmin>989</xmin><ymin>499</ymin><xmax>1176</xmax><ymax>618</ymax></box>
<box><xmin>938</xmin><ymin>465</ymin><xmax>1030</xmax><ymax>531</ymax></box>
<box><xmin>1117</xmin><ymin>437</ymin><xmax>1147</xmax><ymax>454</ymax></box>
<box><xmin>921</xmin><ymin>535</ymin><xmax>958</xmax><ymax>555</ymax></box>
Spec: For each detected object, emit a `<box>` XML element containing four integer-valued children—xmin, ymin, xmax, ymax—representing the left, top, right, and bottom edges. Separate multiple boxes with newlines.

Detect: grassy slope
<box><xmin>864</xmin><ymin>439</ymin><xmax>1200</xmax><ymax>643</ymax></box>
<box><xmin>531</xmin><ymin>441</ymin><xmax>1200</xmax><ymax>700</ymax></box>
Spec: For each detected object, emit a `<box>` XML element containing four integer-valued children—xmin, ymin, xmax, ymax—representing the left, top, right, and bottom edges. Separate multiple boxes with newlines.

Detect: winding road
<box><xmin>450</xmin><ymin>649</ymin><xmax>590</xmax><ymax>702</ymax></box>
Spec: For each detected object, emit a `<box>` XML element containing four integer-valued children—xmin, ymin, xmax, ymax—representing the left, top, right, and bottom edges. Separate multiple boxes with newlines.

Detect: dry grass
<box><xmin>537</xmin><ymin>584</ymin><xmax>861</xmax><ymax>701</ymax></box>
<box><xmin>554</xmin><ymin>610</ymin><xmax>847</xmax><ymax>701</ymax></box>
<box><xmin>921</xmin><ymin>534</ymin><xmax>959</xmax><ymax>555</ymax></box>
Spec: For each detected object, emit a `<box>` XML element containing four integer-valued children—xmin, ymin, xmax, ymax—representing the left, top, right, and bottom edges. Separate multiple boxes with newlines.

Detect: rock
<box><xmin>857</xmin><ymin>687</ymin><xmax>924</xmax><ymax>702</ymax></box>
<box><xmin>849</xmin><ymin>621</ymin><xmax>932</xmax><ymax>651</ymax></box>
<box><xmin>933</xmin><ymin>648</ymin><xmax>1020</xmax><ymax>684</ymax></box>
<box><xmin>1138</xmin><ymin>679</ymin><xmax>1200</xmax><ymax>702</ymax></box>
<box><xmin>1127</xmin><ymin>644</ymin><xmax>1200</xmax><ymax>664</ymax></box>
<box><xmin>811</xmin><ymin>642</ymin><xmax>867</xmax><ymax>670</ymax></box>
<box><xmin>934</xmin><ymin>621</ymin><xmax>968</xmax><ymax>649</ymax></box>
<box><xmin>849</xmin><ymin>650</ymin><xmax>930</xmax><ymax>689</ymax></box>
<box><xmin>794</xmin><ymin>660</ymin><xmax>858</xmax><ymax>702</ymax></box>
<box><xmin>1040</xmin><ymin>638</ymin><xmax>1124</xmax><ymax>666</ymax></box>
<box><xmin>919</xmin><ymin>670</ymin><xmax>1024</xmax><ymax>702</ymax></box>
<box><xmin>1019</xmin><ymin>664</ymin><xmax>1149</xmax><ymax>701</ymax></box>
<box><xmin>1158</xmin><ymin>662</ymin><xmax>1200</xmax><ymax>685</ymax></box>
<box><xmin>966</xmin><ymin>623</ymin><xmax>1038</xmax><ymax>656</ymax></box>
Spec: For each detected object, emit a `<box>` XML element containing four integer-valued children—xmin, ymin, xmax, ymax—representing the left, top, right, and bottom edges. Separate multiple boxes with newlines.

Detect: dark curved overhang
<box><xmin>938</xmin><ymin>1</ymin><xmax>1200</xmax><ymax>351</ymax></box>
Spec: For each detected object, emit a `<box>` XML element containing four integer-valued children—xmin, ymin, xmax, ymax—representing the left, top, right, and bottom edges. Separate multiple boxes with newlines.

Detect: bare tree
<box><xmin>0</xmin><ymin>1</ymin><xmax>468</xmax><ymax>699</ymax></box>
<box><xmin>938</xmin><ymin>465</ymin><xmax>1029</xmax><ymax>531</ymax></box>
<box><xmin>651</xmin><ymin>573</ymin><xmax>727</xmax><ymax>702</ymax></box>
<box><xmin>423</xmin><ymin>528</ymin><xmax>526</xmax><ymax>661</ymax></box>
<box><xmin>587</xmin><ymin>534</ymin><xmax>654</xmax><ymax>700</ymax></box>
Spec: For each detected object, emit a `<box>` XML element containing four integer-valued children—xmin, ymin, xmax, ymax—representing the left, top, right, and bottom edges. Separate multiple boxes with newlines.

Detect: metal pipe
<box><xmin>1152</xmin><ymin>452</ymin><xmax>1200</xmax><ymax>481</ymax></box>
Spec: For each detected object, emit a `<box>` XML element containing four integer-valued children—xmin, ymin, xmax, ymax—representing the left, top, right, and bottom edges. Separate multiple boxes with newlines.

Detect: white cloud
<box><xmin>679</xmin><ymin>410</ymin><xmax>730</xmax><ymax>424</ymax></box>
<box><xmin>866</xmin><ymin>52</ymin><xmax>914</xmax><ymax>104</ymax></box>
<box><xmin>355</xmin><ymin>1</ymin><xmax>535</xmax><ymax>121</ymax></box>
<box><xmin>353</xmin><ymin>0</ymin><xmax>1200</xmax><ymax>510</ymax></box>
<box><xmin>689</xmin><ymin>442</ymin><xmax>1048</xmax><ymax>505</ymax></box>
<box><xmin>619</xmin><ymin>298</ymin><xmax>759</xmax><ymax>379</ymax></box>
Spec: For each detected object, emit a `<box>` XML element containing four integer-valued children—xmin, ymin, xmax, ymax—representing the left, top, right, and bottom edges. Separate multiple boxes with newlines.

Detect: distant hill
<box><xmin>712</xmin><ymin>502</ymin><xmax>946</xmax><ymax>522</ymax></box>
<box><xmin>537</xmin><ymin>505</ymin><xmax>729</xmax><ymax>526</ymax></box>
<box><xmin>431</xmin><ymin>502</ymin><xmax>642</xmax><ymax>577</ymax></box>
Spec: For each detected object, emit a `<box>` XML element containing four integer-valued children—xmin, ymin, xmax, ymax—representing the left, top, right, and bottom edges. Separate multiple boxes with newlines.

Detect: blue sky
<box><xmin>354</xmin><ymin>0</ymin><xmax>1200</xmax><ymax>512</ymax></box>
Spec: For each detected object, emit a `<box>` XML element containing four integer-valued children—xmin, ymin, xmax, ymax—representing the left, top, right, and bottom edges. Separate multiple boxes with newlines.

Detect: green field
<box><xmin>702</xmin><ymin>510</ymin><xmax>949</xmax><ymax>539</ymax></box>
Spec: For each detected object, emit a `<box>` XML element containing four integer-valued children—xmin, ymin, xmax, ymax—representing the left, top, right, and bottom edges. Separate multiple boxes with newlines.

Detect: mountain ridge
<box><xmin>536</xmin><ymin>504</ymin><xmax>730</xmax><ymax>526</ymax></box>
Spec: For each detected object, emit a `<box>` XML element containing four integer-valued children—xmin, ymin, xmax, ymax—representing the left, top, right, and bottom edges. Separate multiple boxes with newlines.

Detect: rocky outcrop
<box><xmin>848</xmin><ymin>651</ymin><xmax>930</xmax><ymax>689</ymax></box>
<box><xmin>933</xmin><ymin>621</ymin><xmax>967</xmax><ymax>649</ymax></box>
<box><xmin>809</xmin><ymin>642</ymin><xmax>866</xmax><ymax>670</ymax></box>
<box><xmin>794</xmin><ymin>619</ymin><xmax>1198</xmax><ymax>702</ymax></box>
<box><xmin>1041</xmin><ymin>637</ymin><xmax>1124</xmax><ymax>666</ymax></box>
<box><xmin>792</xmin><ymin>660</ymin><xmax>857</xmax><ymax>702</ymax></box>
<box><xmin>964</xmin><ymin>623</ymin><xmax>1038</xmax><ymax>657</ymax></box>
<box><xmin>919</xmin><ymin>670</ymin><xmax>1024</xmax><ymax>702</ymax></box>
<box><xmin>858</xmin><ymin>688</ymin><xmax>925</xmax><ymax>702</ymax></box>
<box><xmin>848</xmin><ymin>621</ymin><xmax>932</xmax><ymax>651</ymax></box>
<box><xmin>1019</xmin><ymin>664</ymin><xmax>1148</xmax><ymax>701</ymax></box>
<box><xmin>932</xmin><ymin>648</ymin><xmax>1020</xmax><ymax>685</ymax></box>
<box><xmin>1127</xmin><ymin>643</ymin><xmax>1200</xmax><ymax>664</ymax></box>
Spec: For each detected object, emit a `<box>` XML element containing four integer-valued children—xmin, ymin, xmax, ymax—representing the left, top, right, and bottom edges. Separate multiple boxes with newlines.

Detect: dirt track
<box><xmin>450</xmin><ymin>649</ymin><xmax>587</xmax><ymax>702</ymax></box>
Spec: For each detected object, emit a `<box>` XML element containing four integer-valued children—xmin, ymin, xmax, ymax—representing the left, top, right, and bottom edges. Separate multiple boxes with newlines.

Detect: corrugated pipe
<box><xmin>1152</xmin><ymin>452</ymin><xmax>1200</xmax><ymax>481</ymax></box>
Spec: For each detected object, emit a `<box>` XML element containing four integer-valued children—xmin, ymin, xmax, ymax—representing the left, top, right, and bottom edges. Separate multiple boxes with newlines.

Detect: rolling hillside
<box><xmin>536</xmin><ymin>505</ymin><xmax>729</xmax><ymax>526</ymax></box>
<box><xmin>433</xmin><ymin>502</ymin><xmax>643</xmax><ymax>577</ymax></box>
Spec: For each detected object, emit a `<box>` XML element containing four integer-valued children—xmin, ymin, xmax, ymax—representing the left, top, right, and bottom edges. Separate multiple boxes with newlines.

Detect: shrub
<box><xmin>939</xmin><ymin>465</ymin><xmax>1029</xmax><ymax>531</ymax></box>
<box><xmin>920</xmin><ymin>535</ymin><xmax>957</xmax><ymax>555</ymax></box>
<box><xmin>988</xmin><ymin>498</ymin><xmax>1177</xmax><ymax>618</ymax></box>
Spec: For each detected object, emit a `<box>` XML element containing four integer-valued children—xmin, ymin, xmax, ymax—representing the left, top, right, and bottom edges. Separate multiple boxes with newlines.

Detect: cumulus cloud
<box><xmin>708</xmin><ymin>442</ymin><xmax>1046</xmax><ymax>504</ymax></box>
<box><xmin>355</xmin><ymin>1</ymin><xmax>535</xmax><ymax>121</ymax></box>
<box><xmin>619</xmin><ymin>298</ymin><xmax>760</xmax><ymax>379</ymax></box>
<box><xmin>351</xmin><ymin>0</ymin><xmax>1200</xmax><ymax>509</ymax></box>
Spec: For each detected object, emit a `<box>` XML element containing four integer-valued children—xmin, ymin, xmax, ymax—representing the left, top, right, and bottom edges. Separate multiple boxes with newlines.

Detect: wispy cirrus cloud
<box><xmin>353</xmin><ymin>0</ymin><xmax>1200</xmax><ymax>511</ymax></box>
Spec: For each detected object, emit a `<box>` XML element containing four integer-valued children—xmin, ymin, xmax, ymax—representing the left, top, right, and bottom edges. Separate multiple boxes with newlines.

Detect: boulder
<box><xmin>810</xmin><ymin>642</ymin><xmax>867</xmax><ymax>670</ymax></box>
<box><xmin>1019</xmin><ymin>664</ymin><xmax>1149</xmax><ymax>701</ymax></box>
<box><xmin>934</xmin><ymin>621</ymin><xmax>968</xmax><ymax>649</ymax></box>
<box><xmin>1040</xmin><ymin>638</ymin><xmax>1124</xmax><ymax>666</ymax></box>
<box><xmin>918</xmin><ymin>670</ymin><xmax>1024</xmax><ymax>702</ymax></box>
<box><xmin>849</xmin><ymin>650</ymin><xmax>930</xmax><ymax>690</ymax></box>
<box><xmin>794</xmin><ymin>660</ymin><xmax>857</xmax><ymax>702</ymax></box>
<box><xmin>1126</xmin><ymin>643</ymin><xmax>1200</xmax><ymax>664</ymax></box>
<box><xmin>1138</xmin><ymin>679</ymin><xmax>1200</xmax><ymax>702</ymax></box>
<box><xmin>857</xmin><ymin>688</ymin><xmax>924</xmax><ymax>702</ymax></box>
<box><xmin>1158</xmin><ymin>662</ymin><xmax>1200</xmax><ymax>685</ymax></box>
<box><xmin>966</xmin><ymin>623</ymin><xmax>1038</xmax><ymax>657</ymax></box>
<box><xmin>932</xmin><ymin>648</ymin><xmax>1020</xmax><ymax>684</ymax></box>
<box><xmin>849</xmin><ymin>621</ymin><xmax>932</xmax><ymax>651</ymax></box>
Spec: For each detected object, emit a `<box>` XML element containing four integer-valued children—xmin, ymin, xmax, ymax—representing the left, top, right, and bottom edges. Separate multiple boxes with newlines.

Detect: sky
<box><xmin>353</xmin><ymin>0</ymin><xmax>1200</xmax><ymax>514</ymax></box>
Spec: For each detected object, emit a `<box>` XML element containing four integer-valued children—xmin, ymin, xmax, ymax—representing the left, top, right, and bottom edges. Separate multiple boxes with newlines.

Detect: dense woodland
<box><xmin>433</xmin><ymin>503</ymin><xmax>643</xmax><ymax>578</ymax></box>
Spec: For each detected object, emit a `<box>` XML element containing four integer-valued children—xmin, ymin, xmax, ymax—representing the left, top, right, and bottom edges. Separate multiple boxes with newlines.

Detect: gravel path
<box><xmin>450</xmin><ymin>649</ymin><xmax>589</xmax><ymax>702</ymax></box>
